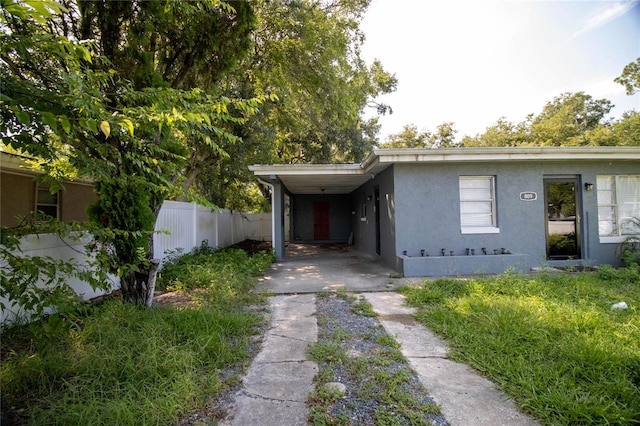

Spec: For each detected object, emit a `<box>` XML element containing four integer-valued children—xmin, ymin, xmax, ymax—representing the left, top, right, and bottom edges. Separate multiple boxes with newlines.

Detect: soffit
<box><xmin>249</xmin><ymin>163</ymin><xmax>391</xmax><ymax>195</ymax></box>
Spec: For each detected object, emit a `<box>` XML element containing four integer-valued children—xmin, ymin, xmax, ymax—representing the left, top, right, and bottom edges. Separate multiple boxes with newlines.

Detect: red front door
<box><xmin>314</xmin><ymin>201</ymin><xmax>330</xmax><ymax>240</ymax></box>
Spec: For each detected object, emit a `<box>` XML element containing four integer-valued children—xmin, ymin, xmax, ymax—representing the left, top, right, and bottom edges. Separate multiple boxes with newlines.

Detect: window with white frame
<box><xmin>597</xmin><ymin>175</ymin><xmax>640</xmax><ymax>241</ymax></box>
<box><xmin>459</xmin><ymin>176</ymin><xmax>499</xmax><ymax>234</ymax></box>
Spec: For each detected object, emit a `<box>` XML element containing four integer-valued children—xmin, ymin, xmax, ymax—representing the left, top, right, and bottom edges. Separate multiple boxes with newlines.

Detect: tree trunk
<box><xmin>119</xmin><ymin>259</ymin><xmax>160</xmax><ymax>306</ymax></box>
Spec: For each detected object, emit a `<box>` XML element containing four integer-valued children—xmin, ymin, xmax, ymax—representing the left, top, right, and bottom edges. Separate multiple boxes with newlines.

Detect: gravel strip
<box><xmin>311</xmin><ymin>293</ymin><xmax>449</xmax><ymax>425</ymax></box>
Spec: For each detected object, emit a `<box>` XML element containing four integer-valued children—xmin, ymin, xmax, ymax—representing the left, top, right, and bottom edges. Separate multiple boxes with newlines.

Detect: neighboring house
<box><xmin>250</xmin><ymin>146</ymin><xmax>640</xmax><ymax>277</ymax></box>
<box><xmin>0</xmin><ymin>152</ymin><xmax>96</xmax><ymax>227</ymax></box>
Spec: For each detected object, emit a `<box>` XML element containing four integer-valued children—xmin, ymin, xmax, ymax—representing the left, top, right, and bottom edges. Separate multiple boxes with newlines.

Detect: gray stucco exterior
<box><xmin>250</xmin><ymin>147</ymin><xmax>640</xmax><ymax>276</ymax></box>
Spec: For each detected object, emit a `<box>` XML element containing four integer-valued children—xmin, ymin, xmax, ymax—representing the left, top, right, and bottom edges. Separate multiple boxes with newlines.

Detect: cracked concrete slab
<box><xmin>253</xmin><ymin>334</ymin><xmax>312</xmax><ymax>362</ymax></box>
<box><xmin>221</xmin><ymin>294</ymin><xmax>318</xmax><ymax>426</ymax></box>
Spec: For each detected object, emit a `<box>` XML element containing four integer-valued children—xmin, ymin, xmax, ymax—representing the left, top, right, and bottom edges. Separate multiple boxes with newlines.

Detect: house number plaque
<box><xmin>520</xmin><ymin>192</ymin><xmax>537</xmax><ymax>201</ymax></box>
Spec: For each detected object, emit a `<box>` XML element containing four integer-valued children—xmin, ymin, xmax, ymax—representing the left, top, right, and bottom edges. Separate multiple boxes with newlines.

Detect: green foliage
<box><xmin>460</xmin><ymin>90</ymin><xmax>639</xmax><ymax>147</ymax></box>
<box><xmin>547</xmin><ymin>233</ymin><xmax>576</xmax><ymax>257</ymax></box>
<box><xmin>350</xmin><ymin>297</ymin><xmax>378</xmax><ymax>317</ymax></box>
<box><xmin>616</xmin><ymin>217</ymin><xmax>640</xmax><ymax>267</ymax></box>
<box><xmin>400</xmin><ymin>270</ymin><xmax>640</xmax><ymax>425</ymax></box>
<box><xmin>1</xmin><ymin>243</ymin><xmax>271</xmax><ymax>425</ymax></box>
<box><xmin>0</xmin><ymin>217</ymin><xmax>110</xmax><ymax>327</ymax></box>
<box><xmin>1</xmin><ymin>0</ymin><xmax>264</xmax><ymax>303</ymax></box>
<box><xmin>615</xmin><ymin>57</ymin><xmax>640</xmax><ymax>95</ymax></box>
<box><xmin>191</xmin><ymin>0</ymin><xmax>397</xmax><ymax>210</ymax></box>
<box><xmin>157</xmin><ymin>242</ymin><xmax>275</xmax><ymax>296</ymax></box>
<box><xmin>380</xmin><ymin>122</ymin><xmax>459</xmax><ymax>149</ymax></box>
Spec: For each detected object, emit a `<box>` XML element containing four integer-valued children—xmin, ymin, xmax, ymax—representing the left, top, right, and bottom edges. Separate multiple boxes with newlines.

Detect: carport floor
<box><xmin>221</xmin><ymin>244</ymin><xmax>539</xmax><ymax>425</ymax></box>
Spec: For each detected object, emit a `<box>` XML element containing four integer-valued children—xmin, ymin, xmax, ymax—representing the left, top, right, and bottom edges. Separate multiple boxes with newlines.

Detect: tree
<box><xmin>529</xmin><ymin>92</ymin><xmax>613</xmax><ymax>146</ymax></box>
<box><xmin>462</xmin><ymin>92</ymin><xmax>615</xmax><ymax>147</ymax></box>
<box><xmin>615</xmin><ymin>57</ymin><xmax>640</xmax><ymax>95</ymax></box>
<box><xmin>380</xmin><ymin>122</ymin><xmax>459</xmax><ymax>149</ymax></box>
<box><xmin>185</xmin><ymin>0</ymin><xmax>397</xmax><ymax>210</ymax></box>
<box><xmin>1</xmin><ymin>0</ymin><xmax>263</xmax><ymax>305</ymax></box>
<box><xmin>460</xmin><ymin>117</ymin><xmax>532</xmax><ymax>147</ymax></box>
<box><xmin>379</xmin><ymin>124</ymin><xmax>431</xmax><ymax>148</ymax></box>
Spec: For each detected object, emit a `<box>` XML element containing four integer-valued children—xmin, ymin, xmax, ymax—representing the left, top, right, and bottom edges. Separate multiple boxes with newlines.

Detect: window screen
<box><xmin>459</xmin><ymin>176</ymin><xmax>496</xmax><ymax>228</ymax></box>
<box><xmin>597</xmin><ymin>175</ymin><xmax>640</xmax><ymax>237</ymax></box>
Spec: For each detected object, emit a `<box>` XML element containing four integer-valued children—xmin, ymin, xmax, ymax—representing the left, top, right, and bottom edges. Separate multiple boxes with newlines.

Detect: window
<box><xmin>597</xmin><ymin>175</ymin><xmax>640</xmax><ymax>241</ymax></box>
<box><xmin>459</xmin><ymin>176</ymin><xmax>499</xmax><ymax>234</ymax></box>
<box><xmin>36</xmin><ymin>186</ymin><xmax>59</xmax><ymax>219</ymax></box>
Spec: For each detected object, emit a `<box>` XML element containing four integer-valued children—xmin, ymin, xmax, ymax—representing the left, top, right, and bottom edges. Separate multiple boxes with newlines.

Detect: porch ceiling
<box><xmin>249</xmin><ymin>163</ymin><xmax>387</xmax><ymax>194</ymax></box>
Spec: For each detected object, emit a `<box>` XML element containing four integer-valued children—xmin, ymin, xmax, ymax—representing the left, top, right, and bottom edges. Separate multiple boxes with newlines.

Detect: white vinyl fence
<box><xmin>1</xmin><ymin>201</ymin><xmax>272</xmax><ymax>325</ymax></box>
<box><xmin>153</xmin><ymin>201</ymin><xmax>271</xmax><ymax>263</ymax></box>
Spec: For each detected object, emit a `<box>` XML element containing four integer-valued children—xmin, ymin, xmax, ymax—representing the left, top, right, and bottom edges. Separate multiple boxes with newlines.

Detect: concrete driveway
<box><xmin>231</xmin><ymin>243</ymin><xmax>540</xmax><ymax>426</ymax></box>
<box><xmin>255</xmin><ymin>243</ymin><xmax>404</xmax><ymax>293</ymax></box>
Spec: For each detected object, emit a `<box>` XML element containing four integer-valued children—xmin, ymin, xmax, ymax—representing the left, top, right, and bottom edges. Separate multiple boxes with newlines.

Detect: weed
<box><xmin>351</xmin><ymin>297</ymin><xmax>377</xmax><ymax>317</ymax></box>
<box><xmin>1</xmin><ymin>246</ymin><xmax>273</xmax><ymax>425</ymax></box>
<box><xmin>400</xmin><ymin>268</ymin><xmax>640</xmax><ymax>425</ymax></box>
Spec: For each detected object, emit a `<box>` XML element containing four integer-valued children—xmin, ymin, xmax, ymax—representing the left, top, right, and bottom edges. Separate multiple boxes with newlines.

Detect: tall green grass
<box><xmin>400</xmin><ymin>266</ymin><xmax>640</xmax><ymax>425</ymax></box>
<box><xmin>1</xmin><ymin>246</ymin><xmax>273</xmax><ymax>425</ymax></box>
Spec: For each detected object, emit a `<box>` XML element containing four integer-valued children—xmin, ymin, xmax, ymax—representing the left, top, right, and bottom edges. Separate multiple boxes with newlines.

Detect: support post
<box><xmin>272</xmin><ymin>181</ymin><xmax>285</xmax><ymax>260</ymax></box>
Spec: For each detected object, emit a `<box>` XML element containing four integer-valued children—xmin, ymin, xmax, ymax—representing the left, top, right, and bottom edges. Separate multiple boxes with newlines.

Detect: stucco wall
<box><xmin>351</xmin><ymin>166</ymin><xmax>396</xmax><ymax>268</ymax></box>
<box><xmin>392</xmin><ymin>159</ymin><xmax>639</xmax><ymax>275</ymax></box>
<box><xmin>291</xmin><ymin>194</ymin><xmax>352</xmax><ymax>242</ymax></box>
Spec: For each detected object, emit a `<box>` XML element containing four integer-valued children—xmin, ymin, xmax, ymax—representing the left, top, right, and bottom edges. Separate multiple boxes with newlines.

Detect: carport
<box><xmin>249</xmin><ymin>159</ymin><xmax>391</xmax><ymax>260</ymax></box>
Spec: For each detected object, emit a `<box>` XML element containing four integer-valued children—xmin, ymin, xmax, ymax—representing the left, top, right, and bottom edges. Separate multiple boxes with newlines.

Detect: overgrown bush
<box><xmin>157</xmin><ymin>241</ymin><xmax>274</xmax><ymax>293</ymax></box>
<box><xmin>616</xmin><ymin>217</ymin><xmax>640</xmax><ymax>267</ymax></box>
<box><xmin>1</xmin><ymin>242</ymin><xmax>273</xmax><ymax>425</ymax></box>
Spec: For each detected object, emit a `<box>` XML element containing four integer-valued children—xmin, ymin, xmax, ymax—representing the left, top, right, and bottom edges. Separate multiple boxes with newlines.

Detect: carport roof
<box><xmin>249</xmin><ymin>146</ymin><xmax>640</xmax><ymax>195</ymax></box>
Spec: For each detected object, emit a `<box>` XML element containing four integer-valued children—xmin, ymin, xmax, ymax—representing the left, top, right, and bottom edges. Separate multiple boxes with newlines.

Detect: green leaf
<box><xmin>16</xmin><ymin>110</ymin><xmax>30</xmax><ymax>125</ymax></box>
<box><xmin>41</xmin><ymin>112</ymin><xmax>58</xmax><ymax>131</ymax></box>
<box><xmin>121</xmin><ymin>118</ymin><xmax>134</xmax><ymax>136</ymax></box>
<box><xmin>79</xmin><ymin>119</ymin><xmax>98</xmax><ymax>133</ymax></box>
<box><xmin>59</xmin><ymin>116</ymin><xmax>71</xmax><ymax>134</ymax></box>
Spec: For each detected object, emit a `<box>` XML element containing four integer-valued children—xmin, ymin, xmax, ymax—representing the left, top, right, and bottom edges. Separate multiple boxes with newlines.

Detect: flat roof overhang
<box><xmin>250</xmin><ymin>146</ymin><xmax>640</xmax><ymax>195</ymax></box>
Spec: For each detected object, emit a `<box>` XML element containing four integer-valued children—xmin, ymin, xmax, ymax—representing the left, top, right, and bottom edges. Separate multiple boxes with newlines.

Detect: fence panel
<box><xmin>1</xmin><ymin>233</ymin><xmax>118</xmax><ymax>324</ymax></box>
<box><xmin>195</xmin><ymin>204</ymin><xmax>218</xmax><ymax>249</ymax></box>
<box><xmin>154</xmin><ymin>200</ymin><xmax>196</xmax><ymax>259</ymax></box>
<box><xmin>243</xmin><ymin>213</ymin><xmax>272</xmax><ymax>241</ymax></box>
<box><xmin>216</xmin><ymin>210</ymin><xmax>234</xmax><ymax>248</ymax></box>
<box><xmin>3</xmin><ymin>201</ymin><xmax>272</xmax><ymax>325</ymax></box>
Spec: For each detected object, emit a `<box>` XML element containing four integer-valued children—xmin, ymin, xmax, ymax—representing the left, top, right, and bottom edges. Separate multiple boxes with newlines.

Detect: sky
<box><xmin>360</xmin><ymin>0</ymin><xmax>640</xmax><ymax>142</ymax></box>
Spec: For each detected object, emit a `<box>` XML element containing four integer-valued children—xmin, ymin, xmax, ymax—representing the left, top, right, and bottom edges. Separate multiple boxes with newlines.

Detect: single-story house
<box><xmin>1</xmin><ymin>152</ymin><xmax>96</xmax><ymax>228</ymax></box>
<box><xmin>250</xmin><ymin>146</ymin><xmax>640</xmax><ymax>276</ymax></box>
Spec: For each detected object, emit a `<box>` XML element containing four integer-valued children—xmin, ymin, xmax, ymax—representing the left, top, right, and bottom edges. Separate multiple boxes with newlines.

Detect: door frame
<box><xmin>544</xmin><ymin>176</ymin><xmax>583</xmax><ymax>260</ymax></box>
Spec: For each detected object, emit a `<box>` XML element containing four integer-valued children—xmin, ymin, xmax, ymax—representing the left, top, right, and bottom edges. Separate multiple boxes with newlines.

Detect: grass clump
<box><xmin>400</xmin><ymin>266</ymin><xmax>640</xmax><ymax>425</ymax></box>
<box><xmin>307</xmin><ymin>294</ymin><xmax>445</xmax><ymax>425</ymax></box>
<box><xmin>1</xmin><ymin>244</ymin><xmax>273</xmax><ymax>425</ymax></box>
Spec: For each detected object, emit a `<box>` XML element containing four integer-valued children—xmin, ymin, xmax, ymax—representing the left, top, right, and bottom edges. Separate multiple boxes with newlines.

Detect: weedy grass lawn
<box><xmin>1</xmin><ymin>245</ymin><xmax>274</xmax><ymax>425</ymax></box>
<box><xmin>400</xmin><ymin>265</ymin><xmax>640</xmax><ymax>426</ymax></box>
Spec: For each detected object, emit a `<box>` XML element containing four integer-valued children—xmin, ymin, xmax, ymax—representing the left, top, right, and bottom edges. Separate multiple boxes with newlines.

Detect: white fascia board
<box><xmin>372</xmin><ymin>147</ymin><xmax>640</xmax><ymax>164</ymax></box>
<box><xmin>249</xmin><ymin>163</ymin><xmax>364</xmax><ymax>176</ymax></box>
